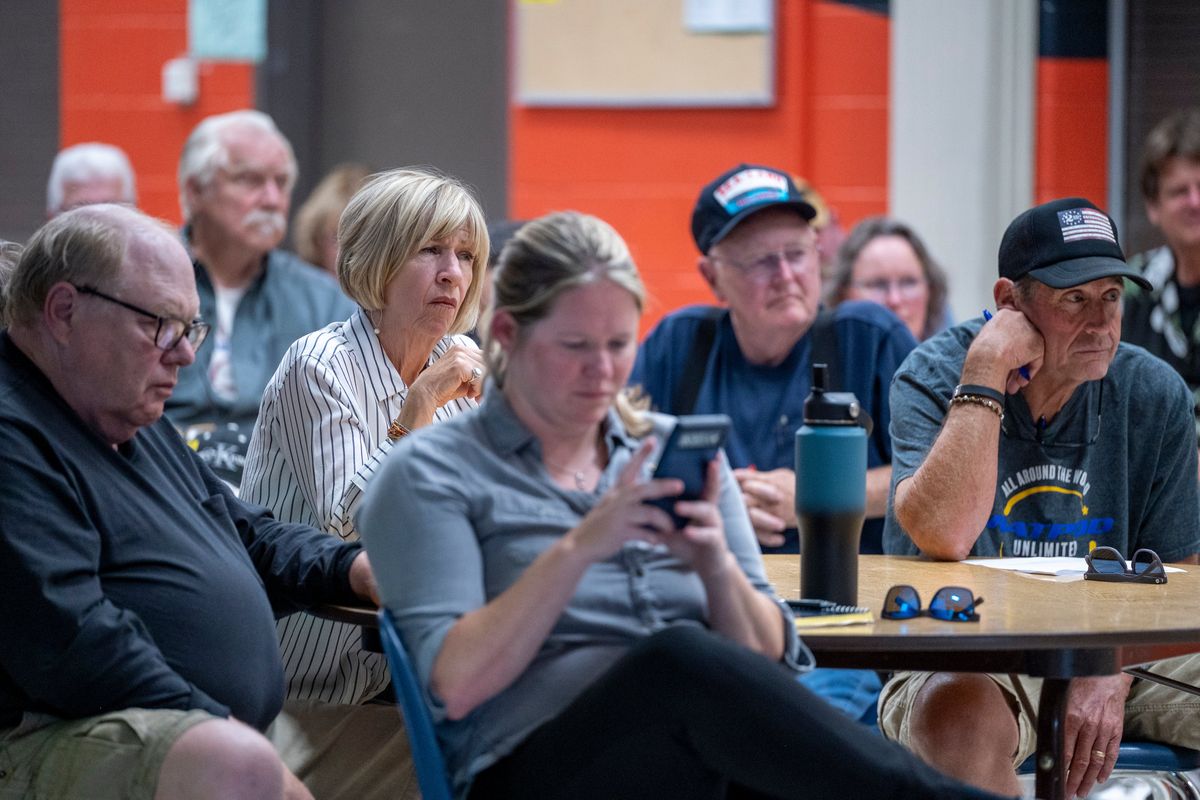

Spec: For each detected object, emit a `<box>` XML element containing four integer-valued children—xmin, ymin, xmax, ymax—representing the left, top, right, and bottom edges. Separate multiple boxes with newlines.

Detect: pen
<box><xmin>981</xmin><ymin>309</ymin><xmax>1032</xmax><ymax>380</ymax></box>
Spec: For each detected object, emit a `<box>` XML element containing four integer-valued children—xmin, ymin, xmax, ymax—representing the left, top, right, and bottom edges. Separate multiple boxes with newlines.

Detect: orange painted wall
<box><xmin>60</xmin><ymin>0</ymin><xmax>255</xmax><ymax>225</ymax></box>
<box><xmin>509</xmin><ymin>0</ymin><xmax>891</xmax><ymax>332</ymax></box>
<box><xmin>1035</xmin><ymin>58</ymin><xmax>1108</xmax><ymax>206</ymax></box>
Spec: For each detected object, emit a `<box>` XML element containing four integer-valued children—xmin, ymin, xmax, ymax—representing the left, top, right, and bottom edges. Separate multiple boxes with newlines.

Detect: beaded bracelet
<box><xmin>949</xmin><ymin>393</ymin><xmax>1004</xmax><ymax>421</ymax></box>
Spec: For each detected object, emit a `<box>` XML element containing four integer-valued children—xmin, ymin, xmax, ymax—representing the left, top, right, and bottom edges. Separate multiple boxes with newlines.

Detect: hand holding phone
<box><xmin>644</xmin><ymin>414</ymin><xmax>731</xmax><ymax>529</ymax></box>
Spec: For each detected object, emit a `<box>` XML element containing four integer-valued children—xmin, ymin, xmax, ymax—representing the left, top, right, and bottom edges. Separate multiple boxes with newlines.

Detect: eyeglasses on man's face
<box><xmin>852</xmin><ymin>275</ymin><xmax>926</xmax><ymax>300</ymax></box>
<box><xmin>73</xmin><ymin>285</ymin><xmax>210</xmax><ymax>352</ymax></box>
<box><xmin>711</xmin><ymin>245</ymin><xmax>816</xmax><ymax>283</ymax></box>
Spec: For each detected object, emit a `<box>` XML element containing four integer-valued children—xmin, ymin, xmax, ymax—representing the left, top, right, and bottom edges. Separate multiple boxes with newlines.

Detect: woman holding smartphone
<box><xmin>359</xmin><ymin>211</ymin><xmax>1011</xmax><ymax>800</ymax></box>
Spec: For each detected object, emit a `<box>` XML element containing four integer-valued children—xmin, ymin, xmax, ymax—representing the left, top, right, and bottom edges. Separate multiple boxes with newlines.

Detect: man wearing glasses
<box><xmin>879</xmin><ymin>197</ymin><xmax>1200</xmax><ymax>798</ymax></box>
<box><xmin>0</xmin><ymin>205</ymin><xmax>412</xmax><ymax>799</ymax></box>
<box><xmin>633</xmin><ymin>163</ymin><xmax>917</xmax><ymax>556</ymax></box>
<box><xmin>631</xmin><ymin>163</ymin><xmax>917</xmax><ymax>722</ymax></box>
<box><xmin>169</xmin><ymin>110</ymin><xmax>354</xmax><ymax>437</ymax></box>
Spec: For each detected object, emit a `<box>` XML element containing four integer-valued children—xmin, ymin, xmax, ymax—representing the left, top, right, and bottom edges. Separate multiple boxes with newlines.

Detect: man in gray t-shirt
<box><xmin>879</xmin><ymin>197</ymin><xmax>1200</xmax><ymax>798</ymax></box>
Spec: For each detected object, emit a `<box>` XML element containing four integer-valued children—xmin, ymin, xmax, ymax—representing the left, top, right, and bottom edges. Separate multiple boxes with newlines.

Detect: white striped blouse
<box><xmin>240</xmin><ymin>309</ymin><xmax>478</xmax><ymax>705</ymax></box>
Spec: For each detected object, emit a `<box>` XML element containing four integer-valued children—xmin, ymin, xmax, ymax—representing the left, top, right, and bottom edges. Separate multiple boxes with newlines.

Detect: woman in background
<box><xmin>241</xmin><ymin>167</ymin><xmax>488</xmax><ymax>712</ymax></box>
<box><xmin>292</xmin><ymin>162</ymin><xmax>371</xmax><ymax>274</ymax></box>
<box><xmin>359</xmin><ymin>211</ymin><xmax>1011</xmax><ymax>800</ymax></box>
<box><xmin>827</xmin><ymin>216</ymin><xmax>951</xmax><ymax>341</ymax></box>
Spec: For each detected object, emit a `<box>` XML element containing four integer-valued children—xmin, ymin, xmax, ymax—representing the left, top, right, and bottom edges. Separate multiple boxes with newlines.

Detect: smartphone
<box><xmin>645</xmin><ymin>414</ymin><xmax>731</xmax><ymax>529</ymax></box>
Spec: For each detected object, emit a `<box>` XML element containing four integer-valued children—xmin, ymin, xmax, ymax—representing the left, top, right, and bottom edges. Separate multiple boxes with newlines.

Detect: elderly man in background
<box><xmin>46</xmin><ymin>141</ymin><xmax>137</xmax><ymax>217</ymax></box>
<box><xmin>880</xmin><ymin>197</ymin><xmax>1200</xmax><ymax>798</ymax></box>
<box><xmin>632</xmin><ymin>163</ymin><xmax>916</xmax><ymax>556</ymax></box>
<box><xmin>0</xmin><ymin>204</ymin><xmax>413</xmax><ymax>800</ymax></box>
<box><xmin>631</xmin><ymin>163</ymin><xmax>917</xmax><ymax>723</ymax></box>
<box><xmin>168</xmin><ymin>109</ymin><xmax>354</xmax><ymax>437</ymax></box>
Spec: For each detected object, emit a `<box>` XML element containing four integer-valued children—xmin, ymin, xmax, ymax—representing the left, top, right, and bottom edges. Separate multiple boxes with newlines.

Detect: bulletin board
<box><xmin>515</xmin><ymin>0</ymin><xmax>776</xmax><ymax>107</ymax></box>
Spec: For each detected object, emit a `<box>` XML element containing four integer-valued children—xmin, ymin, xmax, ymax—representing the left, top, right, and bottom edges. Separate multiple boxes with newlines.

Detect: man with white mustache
<box><xmin>169</xmin><ymin>110</ymin><xmax>354</xmax><ymax>437</ymax></box>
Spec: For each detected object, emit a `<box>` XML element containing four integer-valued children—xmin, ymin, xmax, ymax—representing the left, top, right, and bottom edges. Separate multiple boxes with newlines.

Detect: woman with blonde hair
<box><xmin>359</xmin><ymin>211</ymin><xmax>1008</xmax><ymax>800</ymax></box>
<box><xmin>292</xmin><ymin>162</ymin><xmax>371</xmax><ymax>274</ymax></box>
<box><xmin>241</xmin><ymin>166</ymin><xmax>488</xmax><ymax>716</ymax></box>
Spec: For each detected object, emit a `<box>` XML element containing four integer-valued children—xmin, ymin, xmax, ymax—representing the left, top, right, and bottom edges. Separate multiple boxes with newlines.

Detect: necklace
<box><xmin>543</xmin><ymin>453</ymin><xmax>599</xmax><ymax>491</ymax></box>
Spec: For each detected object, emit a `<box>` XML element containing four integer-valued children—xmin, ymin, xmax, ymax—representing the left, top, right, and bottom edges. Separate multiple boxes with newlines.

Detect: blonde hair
<box><xmin>336</xmin><ymin>167</ymin><xmax>489</xmax><ymax>335</ymax></box>
<box><xmin>485</xmin><ymin>210</ymin><xmax>649</xmax><ymax>432</ymax></box>
<box><xmin>293</xmin><ymin>163</ymin><xmax>371</xmax><ymax>269</ymax></box>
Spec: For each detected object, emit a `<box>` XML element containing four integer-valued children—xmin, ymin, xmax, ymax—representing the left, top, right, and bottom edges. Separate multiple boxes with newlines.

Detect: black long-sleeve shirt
<box><xmin>0</xmin><ymin>332</ymin><xmax>362</xmax><ymax>731</ymax></box>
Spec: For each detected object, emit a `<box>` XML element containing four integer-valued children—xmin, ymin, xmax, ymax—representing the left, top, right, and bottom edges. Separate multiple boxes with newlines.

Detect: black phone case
<box><xmin>646</xmin><ymin>414</ymin><xmax>731</xmax><ymax>529</ymax></box>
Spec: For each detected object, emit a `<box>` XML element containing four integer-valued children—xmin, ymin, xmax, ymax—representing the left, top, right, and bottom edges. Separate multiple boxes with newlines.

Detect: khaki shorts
<box><xmin>879</xmin><ymin>653</ymin><xmax>1200</xmax><ymax>766</ymax></box>
<box><xmin>0</xmin><ymin>708</ymin><xmax>214</xmax><ymax>800</ymax></box>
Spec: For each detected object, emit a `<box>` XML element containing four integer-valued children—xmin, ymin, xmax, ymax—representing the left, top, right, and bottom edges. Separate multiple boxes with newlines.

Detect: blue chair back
<box><xmin>1019</xmin><ymin>740</ymin><xmax>1200</xmax><ymax>773</ymax></box>
<box><xmin>378</xmin><ymin>608</ymin><xmax>454</xmax><ymax>800</ymax></box>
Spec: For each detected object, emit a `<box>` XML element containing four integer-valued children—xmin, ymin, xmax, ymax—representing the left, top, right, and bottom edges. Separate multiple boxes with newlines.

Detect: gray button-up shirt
<box><xmin>358</xmin><ymin>389</ymin><xmax>811</xmax><ymax>798</ymax></box>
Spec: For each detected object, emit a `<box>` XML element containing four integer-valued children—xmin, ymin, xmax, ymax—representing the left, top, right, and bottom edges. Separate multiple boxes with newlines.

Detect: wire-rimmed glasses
<box><xmin>711</xmin><ymin>245</ymin><xmax>816</xmax><ymax>283</ymax></box>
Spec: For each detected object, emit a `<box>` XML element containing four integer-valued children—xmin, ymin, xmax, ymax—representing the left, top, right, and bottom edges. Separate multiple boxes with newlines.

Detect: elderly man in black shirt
<box><xmin>0</xmin><ymin>205</ymin><xmax>399</xmax><ymax>800</ymax></box>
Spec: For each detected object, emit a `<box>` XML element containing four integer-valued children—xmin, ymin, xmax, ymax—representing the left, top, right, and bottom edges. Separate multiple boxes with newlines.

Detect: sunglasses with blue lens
<box><xmin>881</xmin><ymin>584</ymin><xmax>984</xmax><ymax>622</ymax></box>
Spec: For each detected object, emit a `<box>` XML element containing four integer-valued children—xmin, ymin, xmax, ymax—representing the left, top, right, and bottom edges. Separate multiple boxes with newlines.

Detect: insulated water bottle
<box><xmin>795</xmin><ymin>364</ymin><xmax>867</xmax><ymax>605</ymax></box>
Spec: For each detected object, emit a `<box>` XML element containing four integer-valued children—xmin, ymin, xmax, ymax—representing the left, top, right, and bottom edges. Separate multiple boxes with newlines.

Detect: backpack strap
<box><xmin>811</xmin><ymin>307</ymin><xmax>876</xmax><ymax>439</ymax></box>
<box><xmin>671</xmin><ymin>307</ymin><xmax>723</xmax><ymax>415</ymax></box>
<box><xmin>810</xmin><ymin>307</ymin><xmax>841</xmax><ymax>391</ymax></box>
<box><xmin>670</xmin><ymin>306</ymin><xmax>842</xmax><ymax>414</ymax></box>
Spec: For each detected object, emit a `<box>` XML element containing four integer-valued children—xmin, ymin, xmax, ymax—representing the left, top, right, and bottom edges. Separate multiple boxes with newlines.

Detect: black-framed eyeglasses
<box><xmin>881</xmin><ymin>584</ymin><xmax>984</xmax><ymax>622</ymax></box>
<box><xmin>1084</xmin><ymin>546</ymin><xmax>1167</xmax><ymax>585</ymax></box>
<box><xmin>73</xmin><ymin>285</ymin><xmax>210</xmax><ymax>351</ymax></box>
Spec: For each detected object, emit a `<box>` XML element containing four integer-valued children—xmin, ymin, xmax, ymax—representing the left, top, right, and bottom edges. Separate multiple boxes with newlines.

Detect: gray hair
<box><xmin>46</xmin><ymin>143</ymin><xmax>137</xmax><ymax>216</ymax></box>
<box><xmin>0</xmin><ymin>240</ymin><xmax>23</xmax><ymax>327</ymax></box>
<box><xmin>177</xmin><ymin>109</ymin><xmax>297</xmax><ymax>219</ymax></box>
<box><xmin>4</xmin><ymin>207</ymin><xmax>147</xmax><ymax>328</ymax></box>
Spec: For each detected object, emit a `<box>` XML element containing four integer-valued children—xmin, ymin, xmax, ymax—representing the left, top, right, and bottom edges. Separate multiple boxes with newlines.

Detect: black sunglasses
<box><xmin>881</xmin><ymin>585</ymin><xmax>984</xmax><ymax>622</ymax></box>
<box><xmin>74</xmin><ymin>284</ymin><xmax>210</xmax><ymax>352</ymax></box>
<box><xmin>1084</xmin><ymin>546</ymin><xmax>1166</xmax><ymax>585</ymax></box>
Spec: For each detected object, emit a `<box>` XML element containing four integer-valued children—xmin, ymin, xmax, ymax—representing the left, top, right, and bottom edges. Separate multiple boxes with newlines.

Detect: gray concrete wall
<box><xmin>260</xmin><ymin>0</ymin><xmax>509</xmax><ymax>230</ymax></box>
<box><xmin>0</xmin><ymin>1</ymin><xmax>59</xmax><ymax>242</ymax></box>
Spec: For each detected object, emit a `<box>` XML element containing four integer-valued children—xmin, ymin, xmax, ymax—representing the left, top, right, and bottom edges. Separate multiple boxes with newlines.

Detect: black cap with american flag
<box><xmin>998</xmin><ymin>197</ymin><xmax>1151</xmax><ymax>290</ymax></box>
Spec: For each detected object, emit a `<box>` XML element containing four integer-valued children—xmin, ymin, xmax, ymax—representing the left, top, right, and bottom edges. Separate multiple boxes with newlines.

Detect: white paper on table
<box><xmin>964</xmin><ymin>556</ymin><xmax>1186</xmax><ymax>577</ymax></box>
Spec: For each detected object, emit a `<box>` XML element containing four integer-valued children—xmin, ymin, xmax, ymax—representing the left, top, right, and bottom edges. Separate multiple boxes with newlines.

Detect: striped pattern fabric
<box><xmin>241</xmin><ymin>309</ymin><xmax>477</xmax><ymax>705</ymax></box>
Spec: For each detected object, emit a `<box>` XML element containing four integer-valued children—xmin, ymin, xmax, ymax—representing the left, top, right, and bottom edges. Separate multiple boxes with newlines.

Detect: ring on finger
<box><xmin>470</xmin><ymin>366</ymin><xmax>483</xmax><ymax>382</ymax></box>
<box><xmin>1091</xmin><ymin>749</ymin><xmax>1106</xmax><ymax>760</ymax></box>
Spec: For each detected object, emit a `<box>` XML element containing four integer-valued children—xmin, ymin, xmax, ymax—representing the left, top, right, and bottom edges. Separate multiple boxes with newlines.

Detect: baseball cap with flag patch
<box><xmin>998</xmin><ymin>197</ymin><xmax>1150</xmax><ymax>290</ymax></box>
<box><xmin>691</xmin><ymin>164</ymin><xmax>817</xmax><ymax>254</ymax></box>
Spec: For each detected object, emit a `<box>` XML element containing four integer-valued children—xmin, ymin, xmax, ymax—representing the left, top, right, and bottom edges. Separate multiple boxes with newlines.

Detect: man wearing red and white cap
<box><xmin>632</xmin><ymin>163</ymin><xmax>917</xmax><ymax>558</ymax></box>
